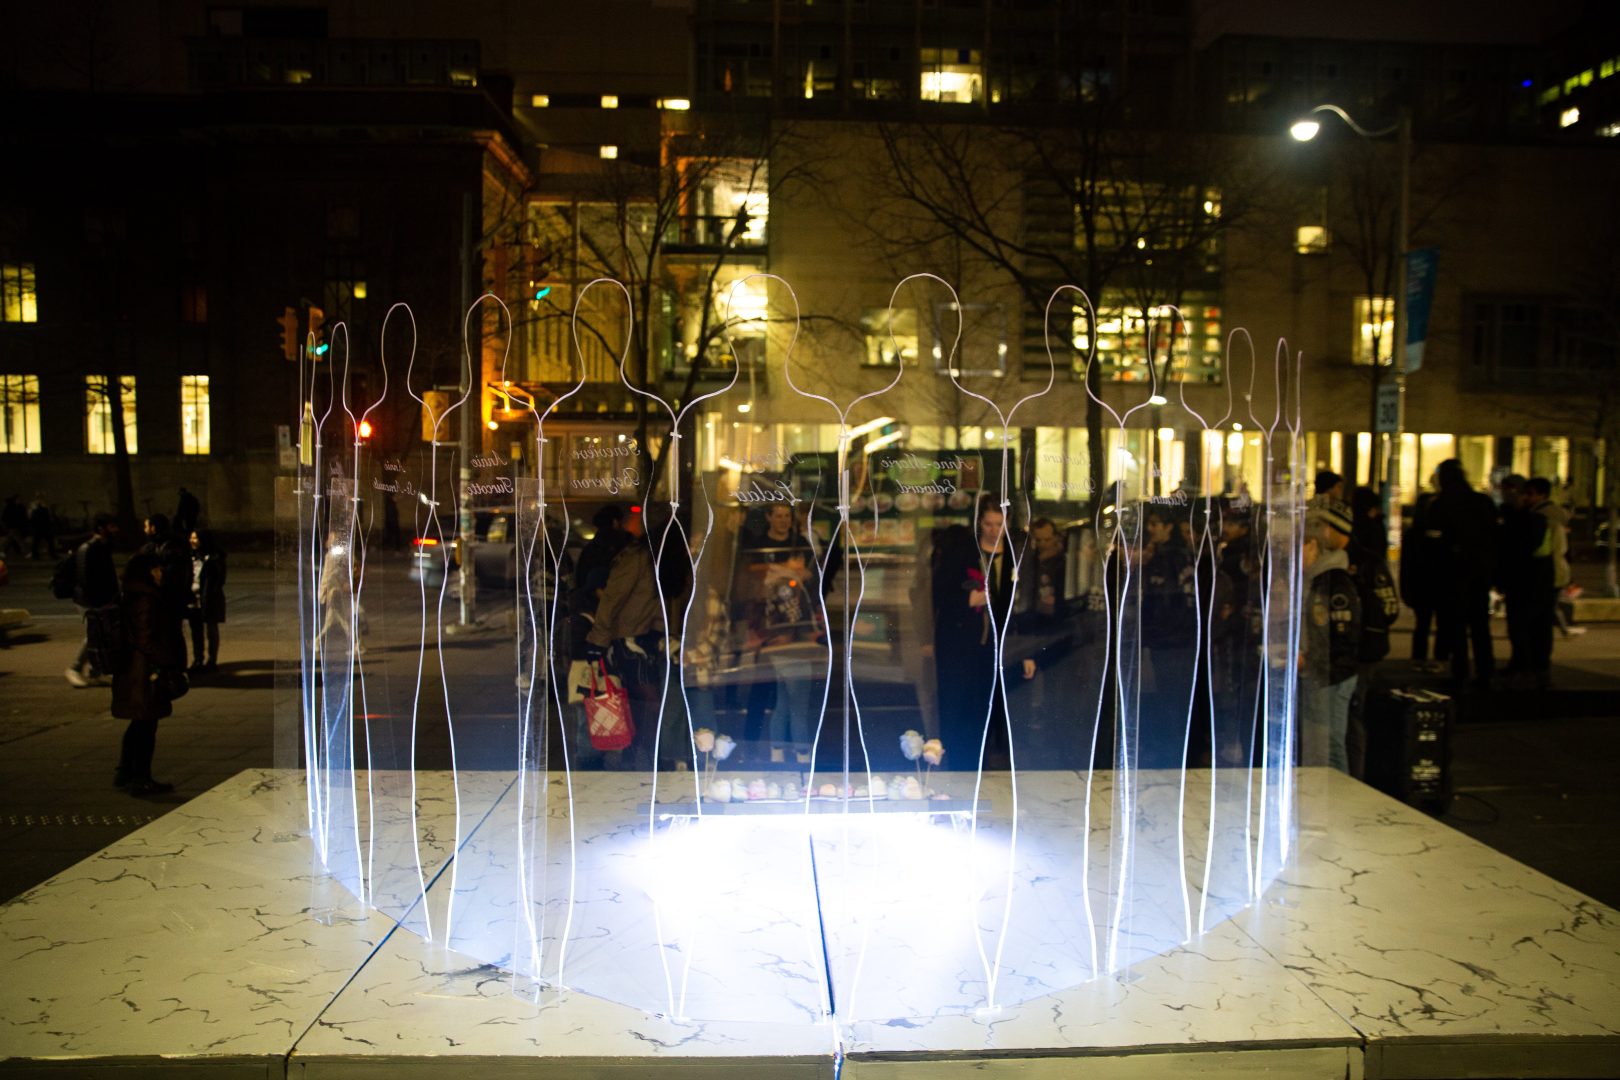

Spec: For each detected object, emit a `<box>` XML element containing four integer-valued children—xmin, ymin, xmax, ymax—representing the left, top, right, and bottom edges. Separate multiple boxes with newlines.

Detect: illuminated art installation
<box><xmin>284</xmin><ymin>275</ymin><xmax>1307</xmax><ymax>1027</ymax></box>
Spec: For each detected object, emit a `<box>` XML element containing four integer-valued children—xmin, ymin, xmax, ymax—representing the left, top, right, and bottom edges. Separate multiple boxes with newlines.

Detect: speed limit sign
<box><xmin>1374</xmin><ymin>382</ymin><xmax>1401</xmax><ymax>434</ymax></box>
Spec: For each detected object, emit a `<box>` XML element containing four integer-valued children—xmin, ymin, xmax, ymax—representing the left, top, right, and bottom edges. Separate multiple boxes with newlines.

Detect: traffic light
<box><xmin>277</xmin><ymin>306</ymin><xmax>298</xmax><ymax>362</ymax></box>
<box><xmin>308</xmin><ymin>306</ymin><xmax>328</xmax><ymax>360</ymax></box>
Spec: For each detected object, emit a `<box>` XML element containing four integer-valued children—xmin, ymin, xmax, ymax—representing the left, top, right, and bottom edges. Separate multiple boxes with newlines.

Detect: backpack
<box><xmin>50</xmin><ymin>550</ymin><xmax>78</xmax><ymax>600</ymax></box>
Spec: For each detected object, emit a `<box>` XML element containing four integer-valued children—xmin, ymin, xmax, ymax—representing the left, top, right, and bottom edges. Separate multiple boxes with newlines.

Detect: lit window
<box><xmin>919</xmin><ymin>48</ymin><xmax>982</xmax><ymax>103</ymax></box>
<box><xmin>861</xmin><ymin>308</ymin><xmax>918</xmax><ymax>367</ymax></box>
<box><xmin>599</xmin><ymin>145</ymin><xmax>619</xmax><ymax>159</ymax></box>
<box><xmin>1072</xmin><ymin>296</ymin><xmax>1224</xmax><ymax>383</ymax></box>
<box><xmin>657</xmin><ymin>97</ymin><xmax>690</xmax><ymax>111</ymax></box>
<box><xmin>1560</xmin><ymin>107</ymin><xmax>1581</xmax><ymax>128</ymax></box>
<box><xmin>352</xmin><ymin>280</ymin><xmax>367</xmax><ymax>300</ymax></box>
<box><xmin>600</xmin><ymin>94</ymin><xmax>619</xmax><ymax>109</ymax></box>
<box><xmin>0</xmin><ymin>374</ymin><xmax>41</xmax><ymax>453</ymax></box>
<box><xmin>86</xmin><ymin>375</ymin><xmax>138</xmax><ymax>454</ymax></box>
<box><xmin>1296</xmin><ymin>225</ymin><xmax>1330</xmax><ymax>254</ymax></box>
<box><xmin>2</xmin><ymin>264</ymin><xmax>37</xmax><ymax>322</ymax></box>
<box><xmin>1353</xmin><ymin>296</ymin><xmax>1395</xmax><ymax>366</ymax></box>
<box><xmin>1600</xmin><ymin>122</ymin><xmax>1620</xmax><ymax>138</ymax></box>
<box><xmin>448</xmin><ymin>68</ymin><xmax>477</xmax><ymax>87</ymax></box>
<box><xmin>181</xmin><ymin>375</ymin><xmax>211</xmax><ymax>455</ymax></box>
<box><xmin>530</xmin><ymin>93</ymin><xmax>550</xmax><ymax>107</ymax></box>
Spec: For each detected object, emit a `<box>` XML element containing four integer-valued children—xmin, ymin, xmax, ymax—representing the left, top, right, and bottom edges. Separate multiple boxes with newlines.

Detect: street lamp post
<box><xmin>1291</xmin><ymin>103</ymin><xmax>1412</xmax><ymax>532</ymax></box>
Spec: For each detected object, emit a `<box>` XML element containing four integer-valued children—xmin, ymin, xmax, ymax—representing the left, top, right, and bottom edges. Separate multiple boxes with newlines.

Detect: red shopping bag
<box><xmin>584</xmin><ymin>660</ymin><xmax>635</xmax><ymax>752</ymax></box>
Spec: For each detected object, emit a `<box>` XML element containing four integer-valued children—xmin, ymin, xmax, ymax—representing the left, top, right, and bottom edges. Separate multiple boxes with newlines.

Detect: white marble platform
<box><xmin>2</xmin><ymin>768</ymin><xmax>1617</xmax><ymax>1079</ymax></box>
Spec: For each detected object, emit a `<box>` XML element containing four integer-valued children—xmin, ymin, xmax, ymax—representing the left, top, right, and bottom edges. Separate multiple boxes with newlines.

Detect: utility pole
<box><xmin>457</xmin><ymin>190</ymin><xmax>478</xmax><ymax>627</ymax></box>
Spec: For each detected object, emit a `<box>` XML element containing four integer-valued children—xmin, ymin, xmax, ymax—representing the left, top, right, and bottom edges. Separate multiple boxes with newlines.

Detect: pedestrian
<box><xmin>112</xmin><ymin>551</ymin><xmax>183</xmax><ymax>796</ymax></box>
<box><xmin>1210</xmin><ymin>496</ymin><xmax>1260</xmax><ymax>765</ymax></box>
<box><xmin>1498</xmin><ymin>475</ymin><xmax>1555</xmax><ymax>689</ymax></box>
<box><xmin>27</xmin><ymin>493</ymin><xmax>55</xmax><ymax>559</ymax></box>
<box><xmin>1344</xmin><ymin>488</ymin><xmax>1400</xmax><ymax>779</ymax></box>
<box><xmin>931</xmin><ymin>498</ymin><xmax>1017</xmax><ymax>767</ymax></box>
<box><xmin>584</xmin><ymin>508</ymin><xmax>668</xmax><ymax>770</ymax></box>
<box><xmin>185</xmin><ymin>528</ymin><xmax>227</xmax><ymax>673</ymax></box>
<box><xmin>1428</xmin><ymin>459</ymin><xmax>1498</xmax><ymax>689</ymax></box>
<box><xmin>0</xmin><ymin>494</ymin><xmax>25</xmax><ymax>558</ymax></box>
<box><xmin>174</xmin><ymin>486</ymin><xmax>201</xmax><ymax>537</ymax></box>
<box><xmin>1314</xmin><ymin>469</ymin><xmax>1345</xmax><ymax>502</ymax></box>
<box><xmin>1401</xmin><ymin>488</ymin><xmax>1447</xmax><ymax>670</ymax></box>
<box><xmin>65</xmin><ymin>513</ymin><xmax>121</xmax><ymax>687</ymax></box>
<box><xmin>1139</xmin><ymin>505</ymin><xmax>1198</xmax><ymax>768</ymax></box>
<box><xmin>140</xmin><ymin>513</ymin><xmax>193</xmax><ymax>643</ymax></box>
<box><xmin>1299</xmin><ymin>503</ymin><xmax>1360</xmax><ymax>773</ymax></box>
<box><xmin>736</xmin><ymin>502</ymin><xmax>831</xmax><ymax>750</ymax></box>
<box><xmin>1527</xmin><ymin>476</ymin><xmax>1571</xmax><ymax>647</ymax></box>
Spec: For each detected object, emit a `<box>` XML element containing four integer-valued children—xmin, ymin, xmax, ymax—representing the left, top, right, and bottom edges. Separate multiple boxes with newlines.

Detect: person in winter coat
<box><xmin>1139</xmin><ymin>505</ymin><xmax>1198</xmax><ymax>767</ymax></box>
<box><xmin>112</xmin><ymin>552</ymin><xmax>184</xmax><ymax>796</ymax></box>
<box><xmin>1300</xmin><ymin>506</ymin><xmax>1361</xmax><ymax>773</ymax></box>
<box><xmin>65</xmin><ymin>513</ymin><xmax>121</xmax><ymax>687</ymax></box>
<box><xmin>185</xmin><ymin>529</ymin><xmax>227</xmax><ymax>672</ymax></box>
<box><xmin>1429</xmin><ymin>459</ymin><xmax>1498</xmax><ymax>688</ymax></box>
<box><xmin>1343</xmin><ymin>490</ymin><xmax>1400</xmax><ymax>778</ymax></box>
<box><xmin>1499</xmin><ymin>475</ymin><xmax>1555</xmax><ymax>689</ymax></box>
<box><xmin>585</xmin><ymin>510</ymin><xmax>668</xmax><ymax>769</ymax></box>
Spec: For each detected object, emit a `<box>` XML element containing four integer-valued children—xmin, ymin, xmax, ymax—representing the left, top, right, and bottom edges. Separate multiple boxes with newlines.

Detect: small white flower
<box><xmin>694</xmin><ymin>728</ymin><xmax>716</xmax><ymax>754</ymax></box>
<box><xmin>901</xmin><ymin>776</ymin><xmax>924</xmax><ymax>800</ymax></box>
<box><xmin>714</xmin><ymin>734</ymin><xmax>736</xmax><ymax>761</ymax></box>
<box><xmin>899</xmin><ymin>730</ymin><xmax>924</xmax><ymax>761</ymax></box>
<box><xmin>707</xmin><ymin>779</ymin><xmax>732</xmax><ymax>803</ymax></box>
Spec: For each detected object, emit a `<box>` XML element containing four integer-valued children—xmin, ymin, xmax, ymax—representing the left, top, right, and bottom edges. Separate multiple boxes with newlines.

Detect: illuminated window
<box><xmin>861</xmin><ymin>308</ymin><xmax>918</xmax><ymax>367</ymax></box>
<box><xmin>657</xmin><ymin>97</ymin><xmax>690</xmax><ymax>110</ymax></box>
<box><xmin>599</xmin><ymin>145</ymin><xmax>619</xmax><ymax>160</ymax></box>
<box><xmin>1353</xmin><ymin>296</ymin><xmax>1395</xmax><ymax>366</ymax></box>
<box><xmin>530</xmin><ymin>93</ymin><xmax>550</xmax><ymax>107</ymax></box>
<box><xmin>1072</xmin><ymin>295</ymin><xmax>1223</xmax><ymax>384</ymax></box>
<box><xmin>2</xmin><ymin>263</ymin><xmax>37</xmax><ymax>322</ymax></box>
<box><xmin>1296</xmin><ymin>225</ymin><xmax>1330</xmax><ymax>254</ymax></box>
<box><xmin>600</xmin><ymin>94</ymin><xmax>619</xmax><ymax>109</ymax></box>
<box><xmin>86</xmin><ymin>375</ymin><xmax>138</xmax><ymax>454</ymax></box>
<box><xmin>351</xmin><ymin>280</ymin><xmax>367</xmax><ymax>300</ymax></box>
<box><xmin>919</xmin><ymin>48</ymin><xmax>982</xmax><ymax>103</ymax></box>
<box><xmin>180</xmin><ymin>375</ymin><xmax>211</xmax><ymax>455</ymax></box>
<box><xmin>0</xmin><ymin>374</ymin><xmax>41</xmax><ymax>453</ymax></box>
<box><xmin>1560</xmin><ymin>107</ymin><xmax>1581</xmax><ymax>127</ymax></box>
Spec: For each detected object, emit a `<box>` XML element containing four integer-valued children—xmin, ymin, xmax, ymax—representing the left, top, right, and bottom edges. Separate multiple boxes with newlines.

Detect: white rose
<box><xmin>902</xmin><ymin>777</ymin><xmax>924</xmax><ymax>800</ymax></box>
<box><xmin>818</xmin><ymin>783</ymin><xmax>838</xmax><ymax>797</ymax></box>
<box><xmin>765</xmin><ymin>782</ymin><xmax>782</xmax><ymax>800</ymax></box>
<box><xmin>694</xmin><ymin>728</ymin><xmax>716</xmax><ymax>754</ymax></box>
<box><xmin>899</xmin><ymin>730</ymin><xmax>924</xmax><ymax>761</ymax></box>
<box><xmin>714</xmin><ymin>734</ymin><xmax>737</xmax><ymax>761</ymax></box>
<box><xmin>869</xmin><ymin>775</ymin><xmax>888</xmax><ymax>799</ymax></box>
<box><xmin>888</xmin><ymin>776</ymin><xmax>907</xmax><ymax>800</ymax></box>
<box><xmin>707</xmin><ymin>779</ymin><xmax>731</xmax><ymax>803</ymax></box>
<box><xmin>782</xmin><ymin>782</ymin><xmax>801</xmax><ymax>801</ymax></box>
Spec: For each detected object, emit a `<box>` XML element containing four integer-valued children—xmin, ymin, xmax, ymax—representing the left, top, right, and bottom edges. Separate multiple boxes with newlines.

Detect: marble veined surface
<box><xmin>2</xmin><ymin>767</ymin><xmax>1617</xmax><ymax>1079</ymax></box>
<box><xmin>0</xmin><ymin>770</ymin><xmax>392</xmax><ymax>1069</ymax></box>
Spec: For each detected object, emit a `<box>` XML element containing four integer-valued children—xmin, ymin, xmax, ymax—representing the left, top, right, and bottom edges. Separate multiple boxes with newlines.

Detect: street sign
<box><xmin>1375</xmin><ymin>381</ymin><xmax>1401</xmax><ymax>434</ymax></box>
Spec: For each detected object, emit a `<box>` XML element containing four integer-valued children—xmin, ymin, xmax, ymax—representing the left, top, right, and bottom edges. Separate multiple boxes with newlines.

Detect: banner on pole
<box><xmin>1405</xmin><ymin>248</ymin><xmax>1439</xmax><ymax>373</ymax></box>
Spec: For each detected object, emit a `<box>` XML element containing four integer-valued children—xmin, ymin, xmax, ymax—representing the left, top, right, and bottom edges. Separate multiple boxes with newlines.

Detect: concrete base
<box><xmin>2</xmin><ymin>768</ymin><xmax>1617</xmax><ymax>1079</ymax></box>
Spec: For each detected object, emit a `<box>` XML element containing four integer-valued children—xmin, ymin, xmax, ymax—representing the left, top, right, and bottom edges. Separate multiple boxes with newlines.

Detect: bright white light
<box><xmin>600</xmin><ymin>94</ymin><xmax>619</xmax><ymax>109</ymax></box>
<box><xmin>1290</xmin><ymin>119</ymin><xmax>1321</xmax><ymax>141</ymax></box>
<box><xmin>1148</xmin><ymin>394</ymin><xmax>1168</xmax><ymax>406</ymax></box>
<box><xmin>737</xmin><ymin>401</ymin><xmax>752</xmax><ymax>414</ymax></box>
<box><xmin>599</xmin><ymin>145</ymin><xmax>619</xmax><ymax>160</ymax></box>
<box><xmin>657</xmin><ymin>97</ymin><xmax>690</xmax><ymax>111</ymax></box>
<box><xmin>1560</xmin><ymin>107</ymin><xmax>1581</xmax><ymax>128</ymax></box>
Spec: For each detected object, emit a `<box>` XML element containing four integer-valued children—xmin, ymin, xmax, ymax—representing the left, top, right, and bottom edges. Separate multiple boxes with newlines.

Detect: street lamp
<box><xmin>1291</xmin><ymin>102</ymin><xmax>1413</xmax><ymax>530</ymax></box>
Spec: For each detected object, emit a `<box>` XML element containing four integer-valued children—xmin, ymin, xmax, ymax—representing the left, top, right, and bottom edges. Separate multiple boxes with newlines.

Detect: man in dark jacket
<box><xmin>66</xmin><ymin>513</ymin><xmax>121</xmax><ymax>687</ymax></box>
<box><xmin>140</xmin><ymin>513</ymin><xmax>192</xmax><ymax>644</ymax></box>
<box><xmin>1429</xmin><ymin>459</ymin><xmax>1498</xmax><ymax>688</ymax></box>
<box><xmin>1300</xmin><ymin>505</ymin><xmax>1360</xmax><ymax>773</ymax></box>
<box><xmin>1497</xmin><ymin>474</ymin><xmax>1554</xmax><ymax>688</ymax></box>
<box><xmin>113</xmin><ymin>552</ymin><xmax>184</xmax><ymax>796</ymax></box>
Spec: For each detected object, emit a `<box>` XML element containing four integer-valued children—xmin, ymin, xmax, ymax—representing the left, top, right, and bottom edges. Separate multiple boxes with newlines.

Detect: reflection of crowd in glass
<box><xmin>552</xmin><ymin>455</ymin><xmax>1576</xmax><ymax>776</ymax></box>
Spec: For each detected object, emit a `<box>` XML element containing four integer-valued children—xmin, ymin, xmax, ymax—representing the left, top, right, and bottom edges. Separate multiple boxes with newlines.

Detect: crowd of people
<box><xmin>553</xmin><ymin>454</ymin><xmax>1579</xmax><ymax>779</ymax></box>
<box><xmin>47</xmin><ymin>488</ymin><xmax>226</xmax><ymax>798</ymax></box>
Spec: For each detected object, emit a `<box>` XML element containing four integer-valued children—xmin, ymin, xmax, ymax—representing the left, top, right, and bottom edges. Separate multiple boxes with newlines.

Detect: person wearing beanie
<box><xmin>1300</xmin><ymin>505</ymin><xmax>1361</xmax><ymax>773</ymax></box>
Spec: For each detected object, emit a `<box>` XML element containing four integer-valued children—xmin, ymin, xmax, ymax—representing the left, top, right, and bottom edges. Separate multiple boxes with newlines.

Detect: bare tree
<box><xmin>858</xmin><ymin>117</ymin><xmax>1270</xmax><ymax>507</ymax></box>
